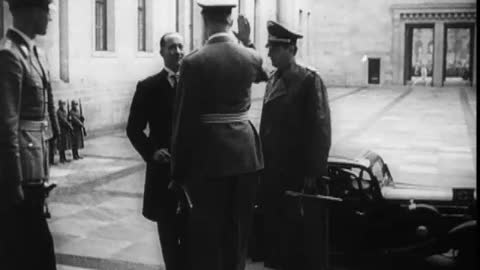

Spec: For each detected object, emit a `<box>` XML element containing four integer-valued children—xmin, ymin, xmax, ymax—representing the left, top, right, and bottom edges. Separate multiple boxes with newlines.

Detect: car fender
<box><xmin>445</xmin><ymin>220</ymin><xmax>477</xmax><ymax>249</ymax></box>
<box><xmin>406</xmin><ymin>203</ymin><xmax>443</xmax><ymax>238</ymax></box>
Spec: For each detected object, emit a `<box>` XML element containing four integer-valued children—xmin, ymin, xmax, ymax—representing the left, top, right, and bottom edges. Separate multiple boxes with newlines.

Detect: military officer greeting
<box><xmin>0</xmin><ymin>0</ymin><xmax>476</xmax><ymax>270</ymax></box>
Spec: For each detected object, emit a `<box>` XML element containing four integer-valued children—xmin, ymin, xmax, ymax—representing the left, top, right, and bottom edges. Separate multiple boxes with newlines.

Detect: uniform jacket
<box><xmin>69</xmin><ymin>109</ymin><xmax>85</xmax><ymax>149</ymax></box>
<box><xmin>57</xmin><ymin>108</ymin><xmax>72</xmax><ymax>151</ymax></box>
<box><xmin>126</xmin><ymin>70</ymin><xmax>176</xmax><ymax>221</ymax></box>
<box><xmin>260</xmin><ymin>63</ymin><xmax>331</xmax><ymax>182</ymax></box>
<box><xmin>171</xmin><ymin>33</ymin><xmax>267</xmax><ymax>182</ymax></box>
<box><xmin>0</xmin><ymin>29</ymin><xmax>59</xmax><ymax>191</ymax></box>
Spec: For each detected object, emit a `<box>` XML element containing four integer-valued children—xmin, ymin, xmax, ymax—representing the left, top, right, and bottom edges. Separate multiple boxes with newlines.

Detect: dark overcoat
<box><xmin>126</xmin><ymin>70</ymin><xmax>176</xmax><ymax>221</ymax></box>
<box><xmin>171</xmin><ymin>34</ymin><xmax>267</xmax><ymax>182</ymax></box>
<box><xmin>260</xmin><ymin>63</ymin><xmax>331</xmax><ymax>189</ymax></box>
<box><xmin>69</xmin><ymin>109</ymin><xmax>84</xmax><ymax>149</ymax></box>
<box><xmin>258</xmin><ymin>63</ymin><xmax>331</xmax><ymax>268</ymax></box>
<box><xmin>56</xmin><ymin>108</ymin><xmax>72</xmax><ymax>151</ymax></box>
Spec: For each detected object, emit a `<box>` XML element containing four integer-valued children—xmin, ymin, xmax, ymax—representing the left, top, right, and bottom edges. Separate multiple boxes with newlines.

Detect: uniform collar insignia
<box><xmin>19</xmin><ymin>44</ymin><xmax>30</xmax><ymax>57</ymax></box>
<box><xmin>6</xmin><ymin>29</ymin><xmax>31</xmax><ymax>58</ymax></box>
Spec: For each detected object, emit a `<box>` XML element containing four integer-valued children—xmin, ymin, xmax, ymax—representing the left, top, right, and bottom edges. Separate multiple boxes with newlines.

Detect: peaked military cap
<box><xmin>197</xmin><ymin>0</ymin><xmax>237</xmax><ymax>8</ymax></box>
<box><xmin>5</xmin><ymin>0</ymin><xmax>52</xmax><ymax>10</ymax></box>
<box><xmin>266</xmin><ymin>20</ymin><xmax>303</xmax><ymax>47</ymax></box>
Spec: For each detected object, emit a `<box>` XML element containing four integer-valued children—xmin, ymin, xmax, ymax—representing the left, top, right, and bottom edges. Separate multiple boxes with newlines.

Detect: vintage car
<box><xmin>274</xmin><ymin>148</ymin><xmax>476</xmax><ymax>269</ymax></box>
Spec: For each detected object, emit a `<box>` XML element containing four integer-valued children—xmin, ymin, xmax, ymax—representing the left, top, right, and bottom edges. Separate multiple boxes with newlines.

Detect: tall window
<box><xmin>138</xmin><ymin>0</ymin><xmax>146</xmax><ymax>51</ymax></box>
<box><xmin>95</xmin><ymin>0</ymin><xmax>107</xmax><ymax>51</ymax></box>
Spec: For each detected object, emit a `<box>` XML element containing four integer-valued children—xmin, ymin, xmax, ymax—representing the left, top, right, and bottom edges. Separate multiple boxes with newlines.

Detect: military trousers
<box><xmin>156</xmin><ymin>193</ymin><xmax>186</xmax><ymax>270</ymax></box>
<box><xmin>0</xmin><ymin>185</ymin><xmax>57</xmax><ymax>270</ymax></box>
<box><xmin>183</xmin><ymin>172</ymin><xmax>258</xmax><ymax>270</ymax></box>
<box><xmin>260</xmin><ymin>169</ymin><xmax>329</xmax><ymax>270</ymax></box>
<box><xmin>48</xmin><ymin>139</ymin><xmax>56</xmax><ymax>164</ymax></box>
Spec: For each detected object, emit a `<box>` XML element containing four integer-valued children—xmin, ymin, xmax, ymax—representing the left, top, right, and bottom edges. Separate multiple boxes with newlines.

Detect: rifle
<box><xmin>79</xmin><ymin>99</ymin><xmax>87</xmax><ymax>137</ymax></box>
<box><xmin>66</xmin><ymin>100</ymin><xmax>73</xmax><ymax>134</ymax></box>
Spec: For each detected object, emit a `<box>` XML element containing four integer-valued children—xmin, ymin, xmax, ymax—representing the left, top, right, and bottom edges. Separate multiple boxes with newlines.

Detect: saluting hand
<box><xmin>152</xmin><ymin>148</ymin><xmax>171</xmax><ymax>164</ymax></box>
<box><xmin>235</xmin><ymin>14</ymin><xmax>251</xmax><ymax>46</ymax></box>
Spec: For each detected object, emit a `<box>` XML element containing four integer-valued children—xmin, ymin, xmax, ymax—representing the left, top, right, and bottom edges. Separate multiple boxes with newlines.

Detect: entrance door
<box><xmin>443</xmin><ymin>24</ymin><xmax>474</xmax><ymax>86</ymax></box>
<box><xmin>405</xmin><ymin>24</ymin><xmax>434</xmax><ymax>85</ymax></box>
<box><xmin>368</xmin><ymin>58</ymin><xmax>380</xmax><ymax>84</ymax></box>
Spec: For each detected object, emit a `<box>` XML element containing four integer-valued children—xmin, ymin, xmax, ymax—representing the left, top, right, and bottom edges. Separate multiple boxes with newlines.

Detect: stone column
<box><xmin>391</xmin><ymin>11</ymin><xmax>403</xmax><ymax>85</ymax></box>
<box><xmin>59</xmin><ymin>0</ymin><xmax>69</xmax><ymax>82</ymax></box>
<box><xmin>433</xmin><ymin>22</ymin><xmax>445</xmax><ymax>87</ymax></box>
<box><xmin>473</xmin><ymin>24</ymin><xmax>477</xmax><ymax>87</ymax></box>
<box><xmin>276</xmin><ymin>0</ymin><xmax>290</xmax><ymax>25</ymax></box>
<box><xmin>3</xmin><ymin>2</ymin><xmax>12</xmax><ymax>34</ymax></box>
<box><xmin>1</xmin><ymin>2</ymin><xmax>4</xmax><ymax>38</ymax></box>
<box><xmin>193</xmin><ymin>2</ymin><xmax>206</xmax><ymax>47</ymax></box>
<box><xmin>239</xmin><ymin>0</ymin><xmax>247</xmax><ymax>14</ymax></box>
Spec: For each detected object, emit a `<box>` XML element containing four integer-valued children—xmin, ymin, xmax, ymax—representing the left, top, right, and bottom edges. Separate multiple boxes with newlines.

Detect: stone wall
<box><xmin>1</xmin><ymin>0</ymin><xmax>476</xmax><ymax>132</ymax></box>
<box><xmin>304</xmin><ymin>0</ymin><xmax>476</xmax><ymax>86</ymax></box>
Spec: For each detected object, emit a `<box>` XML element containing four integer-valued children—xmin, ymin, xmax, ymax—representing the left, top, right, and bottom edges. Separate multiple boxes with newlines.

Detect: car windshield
<box><xmin>371</xmin><ymin>158</ymin><xmax>392</xmax><ymax>187</ymax></box>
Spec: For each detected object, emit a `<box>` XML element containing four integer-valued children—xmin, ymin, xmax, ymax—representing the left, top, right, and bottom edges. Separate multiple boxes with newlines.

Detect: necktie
<box><xmin>170</xmin><ymin>73</ymin><xmax>178</xmax><ymax>89</ymax></box>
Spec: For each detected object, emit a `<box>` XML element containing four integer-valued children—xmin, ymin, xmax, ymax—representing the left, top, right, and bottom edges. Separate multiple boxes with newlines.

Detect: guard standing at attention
<box><xmin>0</xmin><ymin>0</ymin><xmax>59</xmax><ymax>269</ymax></box>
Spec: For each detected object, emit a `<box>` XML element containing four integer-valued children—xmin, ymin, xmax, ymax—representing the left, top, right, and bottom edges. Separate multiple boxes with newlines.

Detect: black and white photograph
<box><xmin>0</xmin><ymin>0</ymin><xmax>477</xmax><ymax>269</ymax></box>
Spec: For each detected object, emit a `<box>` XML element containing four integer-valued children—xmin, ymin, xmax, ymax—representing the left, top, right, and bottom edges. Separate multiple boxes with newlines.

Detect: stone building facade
<box><xmin>1</xmin><ymin>0</ymin><xmax>476</xmax><ymax>132</ymax></box>
<box><xmin>281</xmin><ymin>0</ymin><xmax>476</xmax><ymax>87</ymax></box>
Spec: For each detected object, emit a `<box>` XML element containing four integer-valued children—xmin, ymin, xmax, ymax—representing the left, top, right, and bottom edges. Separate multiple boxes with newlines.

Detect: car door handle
<box><xmin>355</xmin><ymin>210</ymin><xmax>365</xmax><ymax>216</ymax></box>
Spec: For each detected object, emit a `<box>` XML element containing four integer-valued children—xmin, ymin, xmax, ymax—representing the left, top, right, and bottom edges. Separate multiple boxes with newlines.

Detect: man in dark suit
<box><xmin>259</xmin><ymin>21</ymin><xmax>332</xmax><ymax>270</ymax></box>
<box><xmin>127</xmin><ymin>32</ymin><xmax>185</xmax><ymax>270</ymax></box>
<box><xmin>0</xmin><ymin>0</ymin><xmax>59</xmax><ymax>269</ymax></box>
<box><xmin>170</xmin><ymin>1</ymin><xmax>267</xmax><ymax>269</ymax></box>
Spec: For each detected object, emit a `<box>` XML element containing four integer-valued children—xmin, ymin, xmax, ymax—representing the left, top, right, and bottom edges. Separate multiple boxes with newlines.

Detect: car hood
<box><xmin>382</xmin><ymin>183</ymin><xmax>476</xmax><ymax>202</ymax></box>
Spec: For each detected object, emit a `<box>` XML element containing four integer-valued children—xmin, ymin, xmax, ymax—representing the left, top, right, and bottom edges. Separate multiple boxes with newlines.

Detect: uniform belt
<box><xmin>19</xmin><ymin>119</ymin><xmax>48</xmax><ymax>131</ymax></box>
<box><xmin>200</xmin><ymin>112</ymin><xmax>250</xmax><ymax>124</ymax></box>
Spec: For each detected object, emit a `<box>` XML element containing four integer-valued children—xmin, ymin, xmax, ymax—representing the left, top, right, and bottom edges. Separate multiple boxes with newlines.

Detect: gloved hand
<box><xmin>168</xmin><ymin>180</ymin><xmax>193</xmax><ymax>211</ymax></box>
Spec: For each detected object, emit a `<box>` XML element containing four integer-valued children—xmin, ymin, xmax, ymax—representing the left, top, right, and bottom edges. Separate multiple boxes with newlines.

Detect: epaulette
<box><xmin>0</xmin><ymin>39</ymin><xmax>14</xmax><ymax>51</ymax></box>
<box><xmin>304</xmin><ymin>65</ymin><xmax>319</xmax><ymax>74</ymax></box>
<box><xmin>0</xmin><ymin>39</ymin><xmax>28</xmax><ymax>59</ymax></box>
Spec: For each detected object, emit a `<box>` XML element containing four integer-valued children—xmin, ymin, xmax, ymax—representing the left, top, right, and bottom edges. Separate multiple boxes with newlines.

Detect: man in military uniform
<box><xmin>69</xmin><ymin>100</ymin><xmax>85</xmax><ymax>160</ymax></box>
<box><xmin>127</xmin><ymin>32</ymin><xmax>185</xmax><ymax>270</ymax></box>
<box><xmin>57</xmin><ymin>99</ymin><xmax>73</xmax><ymax>163</ymax></box>
<box><xmin>170</xmin><ymin>1</ymin><xmax>267</xmax><ymax>269</ymax></box>
<box><xmin>0</xmin><ymin>0</ymin><xmax>59</xmax><ymax>269</ymax></box>
<box><xmin>258</xmin><ymin>21</ymin><xmax>332</xmax><ymax>270</ymax></box>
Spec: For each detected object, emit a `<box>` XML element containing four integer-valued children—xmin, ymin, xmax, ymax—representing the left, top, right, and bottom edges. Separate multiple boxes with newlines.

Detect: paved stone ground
<box><xmin>49</xmin><ymin>85</ymin><xmax>476</xmax><ymax>270</ymax></box>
